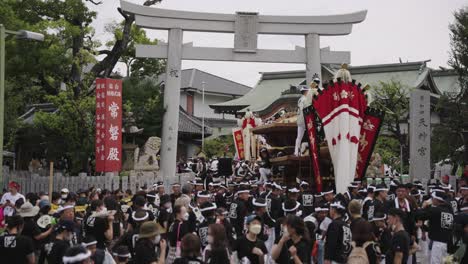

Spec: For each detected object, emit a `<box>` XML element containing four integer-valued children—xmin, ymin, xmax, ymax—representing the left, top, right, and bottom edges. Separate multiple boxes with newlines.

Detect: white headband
<box><xmin>132</xmin><ymin>211</ymin><xmax>149</xmax><ymax>221</ymax></box>
<box><xmin>252</xmin><ymin>198</ymin><xmax>267</xmax><ymax>207</ymax></box>
<box><xmin>197</xmin><ymin>192</ymin><xmax>211</xmax><ymax>198</ymax></box>
<box><xmin>113</xmin><ymin>253</ymin><xmax>131</xmax><ymax>258</ymax></box>
<box><xmin>330</xmin><ymin>202</ymin><xmax>345</xmax><ymax>210</ymax></box>
<box><xmin>236</xmin><ymin>190</ymin><xmax>250</xmax><ymax>195</ymax></box>
<box><xmin>81</xmin><ymin>241</ymin><xmax>97</xmax><ymax>247</ymax></box>
<box><xmin>282</xmin><ymin>201</ymin><xmax>300</xmax><ymax>212</ymax></box>
<box><xmin>321</xmin><ymin>190</ymin><xmax>333</xmax><ymax>195</ymax></box>
<box><xmin>431</xmin><ymin>192</ymin><xmax>445</xmax><ymax>202</ymax></box>
<box><xmin>63</xmin><ymin>251</ymin><xmax>91</xmax><ymax>264</ymax></box>
<box><xmin>146</xmin><ymin>194</ymin><xmax>157</xmax><ymax>198</ymax></box>
<box><xmin>57</xmin><ymin>205</ymin><xmax>74</xmax><ymax>213</ymax></box>
<box><xmin>371</xmin><ymin>214</ymin><xmax>387</xmax><ymax>221</ymax></box>
<box><xmin>288</xmin><ymin>188</ymin><xmax>300</xmax><ymax>193</ymax></box>
<box><xmin>374</xmin><ymin>187</ymin><xmax>388</xmax><ymax>192</ymax></box>
<box><xmin>200</xmin><ymin>203</ymin><xmax>217</xmax><ymax>212</ymax></box>
<box><xmin>314</xmin><ymin>207</ymin><xmax>329</xmax><ymax>212</ymax></box>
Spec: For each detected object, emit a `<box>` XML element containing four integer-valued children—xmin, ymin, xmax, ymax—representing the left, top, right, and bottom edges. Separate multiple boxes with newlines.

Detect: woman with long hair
<box><xmin>203</xmin><ymin>223</ymin><xmax>230</xmax><ymax>263</ymax></box>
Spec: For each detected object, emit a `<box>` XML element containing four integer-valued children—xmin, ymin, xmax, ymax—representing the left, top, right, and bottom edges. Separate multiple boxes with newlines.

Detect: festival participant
<box><xmin>0</xmin><ymin>215</ymin><xmax>35</xmax><ymax>264</ymax></box>
<box><xmin>158</xmin><ymin>194</ymin><xmax>174</xmax><ymax>231</ymax></box>
<box><xmin>173</xmin><ymin>233</ymin><xmax>204</xmax><ymax>264</ymax></box>
<box><xmin>56</xmin><ymin>204</ymin><xmax>80</xmax><ymax>245</ymax></box>
<box><xmin>321</xmin><ymin>187</ymin><xmax>335</xmax><ymax>206</ymax></box>
<box><xmin>348</xmin><ymin>199</ymin><xmax>363</xmax><ymax>233</ymax></box>
<box><xmin>18</xmin><ymin>202</ymin><xmax>54</xmax><ymax>257</ymax></box>
<box><xmin>60</xmin><ymin>188</ymin><xmax>70</xmax><ymax>205</ymax></box>
<box><xmin>166</xmin><ymin>205</ymin><xmax>190</xmax><ymax>263</ymax></box>
<box><xmin>104</xmin><ymin>196</ymin><xmax>124</xmax><ymax>240</ymax></box>
<box><xmin>82</xmin><ymin>199</ymin><xmax>114</xmax><ymax>249</ymax></box>
<box><xmin>146</xmin><ymin>191</ymin><xmax>160</xmax><ymax>219</ymax></box>
<box><xmin>115</xmin><ymin>209</ymin><xmax>149</xmax><ymax>259</ymax></box>
<box><xmin>271</xmin><ymin>214</ymin><xmax>312</xmax><ymax>264</ymax></box>
<box><xmin>231</xmin><ymin>215</ymin><xmax>268</xmax><ymax>264</ymax></box>
<box><xmin>229</xmin><ymin>187</ymin><xmax>250</xmax><ymax>238</ymax></box>
<box><xmin>112</xmin><ymin>245</ymin><xmax>130</xmax><ymax>264</ymax></box>
<box><xmin>61</xmin><ymin>245</ymin><xmax>93</xmax><ymax>264</ymax></box>
<box><xmin>324</xmin><ymin>201</ymin><xmax>352</xmax><ymax>264</ymax></box>
<box><xmin>170</xmin><ymin>183</ymin><xmax>182</xmax><ymax>205</ymax></box>
<box><xmin>265</xmin><ymin>182</ymin><xmax>283</xmax><ymax>219</ymax></box>
<box><xmin>0</xmin><ymin>181</ymin><xmax>25</xmax><ymax>216</ymax></box>
<box><xmin>387</xmin><ymin>180</ymin><xmax>400</xmax><ymax>201</ymax></box>
<box><xmin>370</xmin><ymin>212</ymin><xmax>391</xmax><ymax>261</ymax></box>
<box><xmin>197</xmin><ymin>202</ymin><xmax>218</xmax><ymax>248</ymax></box>
<box><xmin>251</xmin><ymin>197</ymin><xmax>274</xmax><ymax>242</ymax></box>
<box><xmin>202</xmin><ymin>223</ymin><xmax>230</xmax><ymax>263</ymax></box>
<box><xmin>214</xmin><ymin>207</ymin><xmax>235</xmax><ymax>248</ymax></box>
<box><xmin>134</xmin><ymin>221</ymin><xmax>167</xmax><ymax>264</ymax></box>
<box><xmin>81</xmin><ymin>236</ymin><xmax>114</xmax><ymax>264</ymax></box>
<box><xmin>349</xmin><ymin>219</ymin><xmax>380</xmax><ymax>264</ymax></box>
<box><xmin>415</xmin><ymin>190</ymin><xmax>455</xmax><ymax>264</ymax></box>
<box><xmin>188</xmin><ymin>190</ymin><xmax>210</xmax><ymax>233</ymax></box>
<box><xmin>258</xmin><ymin>147</ymin><xmax>272</xmax><ymax>184</ymax></box>
<box><xmin>385</xmin><ymin>208</ymin><xmax>410</xmax><ymax>264</ymax></box>
<box><xmin>174</xmin><ymin>183</ymin><xmax>192</xmax><ymax>209</ymax></box>
<box><xmin>47</xmin><ymin>220</ymin><xmax>75</xmax><ymax>264</ymax></box>
<box><xmin>362</xmin><ymin>185</ymin><xmax>376</xmax><ymax>220</ymax></box>
<box><xmin>373</xmin><ymin>184</ymin><xmax>389</xmax><ymax>214</ymax></box>
<box><xmin>298</xmin><ymin>181</ymin><xmax>315</xmax><ymax>216</ymax></box>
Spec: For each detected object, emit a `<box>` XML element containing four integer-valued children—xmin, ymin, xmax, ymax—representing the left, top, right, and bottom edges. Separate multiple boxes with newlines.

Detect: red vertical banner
<box><xmin>95</xmin><ymin>78</ymin><xmax>122</xmax><ymax>172</ymax></box>
<box><xmin>232</xmin><ymin>128</ymin><xmax>245</xmax><ymax>160</ymax></box>
<box><xmin>355</xmin><ymin>108</ymin><xmax>384</xmax><ymax>179</ymax></box>
<box><xmin>303</xmin><ymin>106</ymin><xmax>322</xmax><ymax>192</ymax></box>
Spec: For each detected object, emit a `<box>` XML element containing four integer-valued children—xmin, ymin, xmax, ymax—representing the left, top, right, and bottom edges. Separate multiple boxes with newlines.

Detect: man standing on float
<box><xmin>295</xmin><ymin>78</ymin><xmax>320</xmax><ymax>156</ymax></box>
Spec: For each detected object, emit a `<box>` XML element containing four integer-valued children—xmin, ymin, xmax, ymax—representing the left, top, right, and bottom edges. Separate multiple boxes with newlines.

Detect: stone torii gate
<box><xmin>120</xmin><ymin>0</ymin><xmax>367</xmax><ymax>181</ymax></box>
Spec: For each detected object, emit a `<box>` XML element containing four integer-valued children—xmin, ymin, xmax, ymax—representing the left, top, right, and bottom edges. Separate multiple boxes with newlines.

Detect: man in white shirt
<box><xmin>1</xmin><ymin>181</ymin><xmax>25</xmax><ymax>216</ymax></box>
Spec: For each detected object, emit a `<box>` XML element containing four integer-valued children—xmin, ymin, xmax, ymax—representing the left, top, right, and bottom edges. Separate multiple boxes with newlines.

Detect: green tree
<box><xmin>203</xmin><ymin>136</ymin><xmax>235</xmax><ymax>159</ymax></box>
<box><xmin>1</xmin><ymin>0</ymin><xmax>165</xmax><ymax>172</ymax></box>
<box><xmin>447</xmin><ymin>7</ymin><xmax>468</xmax><ymax>166</ymax></box>
<box><xmin>370</xmin><ymin>80</ymin><xmax>410</xmax><ymax>172</ymax></box>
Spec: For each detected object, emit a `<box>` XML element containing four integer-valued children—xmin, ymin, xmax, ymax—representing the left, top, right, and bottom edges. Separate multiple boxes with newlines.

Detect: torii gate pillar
<box><xmin>160</xmin><ymin>28</ymin><xmax>183</xmax><ymax>181</ymax></box>
<box><xmin>306</xmin><ymin>34</ymin><xmax>321</xmax><ymax>85</ymax></box>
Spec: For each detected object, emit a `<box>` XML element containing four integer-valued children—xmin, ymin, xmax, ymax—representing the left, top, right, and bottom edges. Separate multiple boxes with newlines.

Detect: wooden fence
<box><xmin>1</xmin><ymin>167</ymin><xmax>194</xmax><ymax>194</ymax></box>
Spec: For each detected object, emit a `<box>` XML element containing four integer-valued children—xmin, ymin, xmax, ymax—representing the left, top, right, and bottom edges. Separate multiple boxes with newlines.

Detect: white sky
<box><xmin>89</xmin><ymin>0</ymin><xmax>467</xmax><ymax>87</ymax></box>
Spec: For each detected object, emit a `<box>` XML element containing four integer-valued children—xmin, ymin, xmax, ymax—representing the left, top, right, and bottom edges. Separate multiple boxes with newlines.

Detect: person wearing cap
<box><xmin>134</xmin><ymin>221</ymin><xmax>167</xmax><ymax>264</ymax></box>
<box><xmin>47</xmin><ymin>220</ymin><xmax>76</xmax><ymax>264</ymax></box>
<box><xmin>229</xmin><ymin>187</ymin><xmax>250</xmax><ymax>238</ymax></box>
<box><xmin>0</xmin><ymin>215</ymin><xmax>35</xmax><ymax>264</ymax></box>
<box><xmin>415</xmin><ymin>190</ymin><xmax>455</xmax><ymax>264</ymax></box>
<box><xmin>1</xmin><ymin>181</ymin><xmax>25</xmax><ymax>216</ymax></box>
<box><xmin>324</xmin><ymin>201</ymin><xmax>352</xmax><ymax>264</ymax></box>
<box><xmin>385</xmin><ymin>208</ymin><xmax>411</xmax><ymax>264</ymax></box>
<box><xmin>19</xmin><ymin>202</ymin><xmax>55</xmax><ymax>257</ymax></box>
<box><xmin>112</xmin><ymin>245</ymin><xmax>130</xmax><ymax>264</ymax></box>
<box><xmin>231</xmin><ymin>214</ymin><xmax>268</xmax><ymax>264</ymax></box>
<box><xmin>60</xmin><ymin>188</ymin><xmax>70</xmax><ymax>205</ymax></box>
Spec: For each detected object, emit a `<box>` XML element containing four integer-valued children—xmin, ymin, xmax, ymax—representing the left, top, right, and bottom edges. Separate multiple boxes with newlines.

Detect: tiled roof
<box><xmin>178</xmin><ymin>107</ymin><xmax>213</xmax><ymax>136</ymax></box>
<box><xmin>158</xmin><ymin>68</ymin><xmax>251</xmax><ymax>96</ymax></box>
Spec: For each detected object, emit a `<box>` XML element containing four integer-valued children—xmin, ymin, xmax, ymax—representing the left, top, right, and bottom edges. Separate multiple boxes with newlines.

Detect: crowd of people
<box><xmin>1</xmin><ymin>168</ymin><xmax>468</xmax><ymax>264</ymax></box>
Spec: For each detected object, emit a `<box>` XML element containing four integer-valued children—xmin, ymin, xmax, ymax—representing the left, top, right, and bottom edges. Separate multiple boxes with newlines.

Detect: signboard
<box><xmin>234</xmin><ymin>12</ymin><xmax>258</xmax><ymax>53</ymax></box>
<box><xmin>232</xmin><ymin>128</ymin><xmax>245</xmax><ymax>160</ymax></box>
<box><xmin>409</xmin><ymin>90</ymin><xmax>431</xmax><ymax>182</ymax></box>
<box><xmin>95</xmin><ymin>78</ymin><xmax>122</xmax><ymax>172</ymax></box>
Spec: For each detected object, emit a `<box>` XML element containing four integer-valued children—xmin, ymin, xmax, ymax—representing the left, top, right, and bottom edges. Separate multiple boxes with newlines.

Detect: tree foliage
<box><xmin>447</xmin><ymin>7</ymin><xmax>468</xmax><ymax>165</ymax></box>
<box><xmin>1</xmin><ymin>0</ymin><xmax>165</xmax><ymax>172</ymax></box>
<box><xmin>203</xmin><ymin>136</ymin><xmax>235</xmax><ymax>159</ymax></box>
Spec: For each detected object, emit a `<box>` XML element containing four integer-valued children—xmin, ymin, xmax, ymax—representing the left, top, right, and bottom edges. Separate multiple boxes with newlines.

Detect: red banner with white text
<box><xmin>303</xmin><ymin>106</ymin><xmax>322</xmax><ymax>192</ymax></box>
<box><xmin>232</xmin><ymin>128</ymin><xmax>245</xmax><ymax>160</ymax></box>
<box><xmin>355</xmin><ymin>108</ymin><xmax>384</xmax><ymax>179</ymax></box>
<box><xmin>95</xmin><ymin>78</ymin><xmax>122</xmax><ymax>172</ymax></box>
